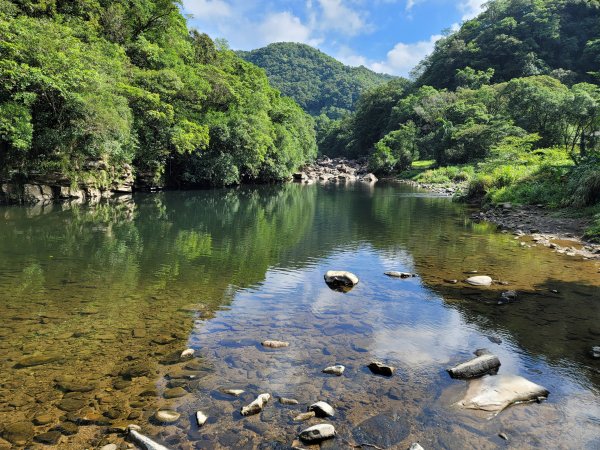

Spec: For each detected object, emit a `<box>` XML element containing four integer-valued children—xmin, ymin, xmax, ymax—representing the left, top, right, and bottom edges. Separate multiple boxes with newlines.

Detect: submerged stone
<box><xmin>261</xmin><ymin>340</ymin><xmax>289</xmax><ymax>348</ymax></box>
<box><xmin>14</xmin><ymin>353</ymin><xmax>63</xmax><ymax>368</ymax></box>
<box><xmin>293</xmin><ymin>411</ymin><xmax>316</xmax><ymax>422</ymax></box>
<box><xmin>352</xmin><ymin>413</ymin><xmax>410</xmax><ymax>448</ymax></box>
<box><xmin>459</xmin><ymin>374</ymin><xmax>549</xmax><ymax>413</ymax></box>
<box><xmin>278</xmin><ymin>397</ymin><xmax>299</xmax><ymax>405</ymax></box>
<box><xmin>129</xmin><ymin>429</ymin><xmax>170</xmax><ymax>450</ymax></box>
<box><xmin>322</xmin><ymin>365</ymin><xmax>345</xmax><ymax>376</ymax></box>
<box><xmin>153</xmin><ymin>409</ymin><xmax>180</xmax><ymax>424</ymax></box>
<box><xmin>368</xmin><ymin>361</ymin><xmax>395</xmax><ymax>377</ymax></box>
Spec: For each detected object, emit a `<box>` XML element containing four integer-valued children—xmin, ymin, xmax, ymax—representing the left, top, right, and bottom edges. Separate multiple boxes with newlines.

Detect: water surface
<box><xmin>0</xmin><ymin>183</ymin><xmax>599</xmax><ymax>449</ymax></box>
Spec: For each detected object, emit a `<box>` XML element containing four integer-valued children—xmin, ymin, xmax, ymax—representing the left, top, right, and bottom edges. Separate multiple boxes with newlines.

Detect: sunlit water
<box><xmin>0</xmin><ymin>183</ymin><xmax>598</xmax><ymax>449</ymax></box>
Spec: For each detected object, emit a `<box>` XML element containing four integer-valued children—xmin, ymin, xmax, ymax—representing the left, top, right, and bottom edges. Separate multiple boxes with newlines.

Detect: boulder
<box><xmin>308</xmin><ymin>401</ymin><xmax>335</xmax><ymax>417</ymax></box>
<box><xmin>459</xmin><ymin>374</ymin><xmax>549</xmax><ymax>413</ymax></box>
<box><xmin>241</xmin><ymin>393</ymin><xmax>270</xmax><ymax>416</ymax></box>
<box><xmin>465</xmin><ymin>275</ymin><xmax>493</xmax><ymax>286</ymax></box>
<box><xmin>324</xmin><ymin>271</ymin><xmax>359</xmax><ymax>288</ymax></box>
<box><xmin>368</xmin><ymin>361</ymin><xmax>395</xmax><ymax>377</ymax></box>
<box><xmin>299</xmin><ymin>424</ymin><xmax>336</xmax><ymax>443</ymax></box>
<box><xmin>360</xmin><ymin>173</ymin><xmax>378</xmax><ymax>183</ymax></box>
<box><xmin>447</xmin><ymin>354</ymin><xmax>501</xmax><ymax>379</ymax></box>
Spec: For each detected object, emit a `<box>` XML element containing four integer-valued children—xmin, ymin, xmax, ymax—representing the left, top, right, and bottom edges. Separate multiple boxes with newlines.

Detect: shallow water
<box><xmin>0</xmin><ymin>183</ymin><xmax>599</xmax><ymax>449</ymax></box>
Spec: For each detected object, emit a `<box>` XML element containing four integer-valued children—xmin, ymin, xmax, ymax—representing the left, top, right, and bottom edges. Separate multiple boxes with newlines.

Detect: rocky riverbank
<box><xmin>292</xmin><ymin>157</ymin><xmax>378</xmax><ymax>184</ymax></box>
<box><xmin>401</xmin><ymin>179</ymin><xmax>600</xmax><ymax>260</ymax></box>
<box><xmin>0</xmin><ymin>162</ymin><xmax>134</xmax><ymax>205</ymax></box>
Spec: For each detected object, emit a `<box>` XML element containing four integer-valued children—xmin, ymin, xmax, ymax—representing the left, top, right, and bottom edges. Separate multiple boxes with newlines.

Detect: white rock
<box><xmin>241</xmin><ymin>393</ymin><xmax>270</xmax><ymax>416</ymax></box>
<box><xmin>308</xmin><ymin>401</ymin><xmax>335</xmax><ymax>417</ymax></box>
<box><xmin>409</xmin><ymin>444</ymin><xmax>425</xmax><ymax>450</ymax></box>
<box><xmin>324</xmin><ymin>270</ymin><xmax>359</xmax><ymax>286</ymax></box>
<box><xmin>153</xmin><ymin>409</ymin><xmax>180</xmax><ymax>423</ymax></box>
<box><xmin>128</xmin><ymin>429</ymin><xmax>171</xmax><ymax>450</ymax></box>
<box><xmin>322</xmin><ymin>365</ymin><xmax>345</xmax><ymax>376</ymax></box>
<box><xmin>459</xmin><ymin>374</ymin><xmax>549</xmax><ymax>413</ymax></box>
<box><xmin>465</xmin><ymin>275</ymin><xmax>493</xmax><ymax>286</ymax></box>
<box><xmin>195</xmin><ymin>411</ymin><xmax>207</xmax><ymax>427</ymax></box>
<box><xmin>299</xmin><ymin>424</ymin><xmax>336</xmax><ymax>443</ymax></box>
<box><xmin>261</xmin><ymin>340</ymin><xmax>289</xmax><ymax>348</ymax></box>
<box><xmin>385</xmin><ymin>271</ymin><xmax>413</xmax><ymax>278</ymax></box>
<box><xmin>180</xmin><ymin>348</ymin><xmax>194</xmax><ymax>359</ymax></box>
<box><xmin>100</xmin><ymin>445</ymin><xmax>118</xmax><ymax>450</ymax></box>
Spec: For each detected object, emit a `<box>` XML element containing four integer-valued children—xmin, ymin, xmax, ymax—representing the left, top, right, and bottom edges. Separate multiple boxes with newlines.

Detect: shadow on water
<box><xmin>0</xmin><ymin>182</ymin><xmax>598</xmax><ymax>449</ymax></box>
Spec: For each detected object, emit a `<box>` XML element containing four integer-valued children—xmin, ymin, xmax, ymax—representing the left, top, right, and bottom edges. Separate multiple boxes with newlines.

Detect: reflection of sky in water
<box><xmin>192</xmin><ymin>243</ymin><xmax>600</xmax><ymax>446</ymax></box>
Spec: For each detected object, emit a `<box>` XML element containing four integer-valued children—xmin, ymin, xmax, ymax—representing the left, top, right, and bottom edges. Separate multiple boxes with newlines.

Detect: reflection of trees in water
<box><xmin>0</xmin><ymin>183</ymin><xmax>598</xmax><ymax>384</ymax></box>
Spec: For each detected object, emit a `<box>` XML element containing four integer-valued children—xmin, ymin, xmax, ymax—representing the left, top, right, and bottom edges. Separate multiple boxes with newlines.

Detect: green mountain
<box><xmin>238</xmin><ymin>42</ymin><xmax>396</xmax><ymax>118</ymax></box>
<box><xmin>415</xmin><ymin>0</ymin><xmax>600</xmax><ymax>89</ymax></box>
<box><xmin>0</xmin><ymin>1</ymin><xmax>316</xmax><ymax>191</ymax></box>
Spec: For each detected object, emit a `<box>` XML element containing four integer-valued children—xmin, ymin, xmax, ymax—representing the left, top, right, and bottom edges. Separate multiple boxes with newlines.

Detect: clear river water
<box><xmin>0</xmin><ymin>182</ymin><xmax>599</xmax><ymax>449</ymax></box>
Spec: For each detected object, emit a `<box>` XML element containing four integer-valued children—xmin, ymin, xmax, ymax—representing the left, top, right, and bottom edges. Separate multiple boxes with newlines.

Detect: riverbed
<box><xmin>0</xmin><ymin>182</ymin><xmax>598</xmax><ymax>449</ymax></box>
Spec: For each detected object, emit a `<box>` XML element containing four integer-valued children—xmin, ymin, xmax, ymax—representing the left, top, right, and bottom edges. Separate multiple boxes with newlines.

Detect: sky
<box><xmin>181</xmin><ymin>0</ymin><xmax>488</xmax><ymax>77</ymax></box>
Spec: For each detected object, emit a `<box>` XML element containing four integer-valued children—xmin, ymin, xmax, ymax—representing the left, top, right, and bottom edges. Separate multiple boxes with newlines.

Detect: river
<box><xmin>0</xmin><ymin>182</ymin><xmax>598</xmax><ymax>449</ymax></box>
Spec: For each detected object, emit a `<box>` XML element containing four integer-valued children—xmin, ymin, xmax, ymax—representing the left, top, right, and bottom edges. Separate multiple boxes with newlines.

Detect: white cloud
<box><xmin>317</xmin><ymin>0</ymin><xmax>368</xmax><ymax>36</ymax></box>
<box><xmin>459</xmin><ymin>0</ymin><xmax>487</xmax><ymax>21</ymax></box>
<box><xmin>182</xmin><ymin>0</ymin><xmax>232</xmax><ymax>19</ymax></box>
<box><xmin>258</xmin><ymin>12</ymin><xmax>321</xmax><ymax>47</ymax></box>
<box><xmin>370</xmin><ymin>34</ymin><xmax>442</xmax><ymax>76</ymax></box>
<box><xmin>335</xmin><ymin>45</ymin><xmax>368</xmax><ymax>67</ymax></box>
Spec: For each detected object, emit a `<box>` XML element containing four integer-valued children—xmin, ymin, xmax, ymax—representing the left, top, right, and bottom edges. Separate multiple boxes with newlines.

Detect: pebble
<box><xmin>322</xmin><ymin>365</ymin><xmax>345</xmax><ymax>376</ymax></box>
<box><xmin>410</xmin><ymin>444</ymin><xmax>425</xmax><ymax>450</ymax></box>
<box><xmin>299</xmin><ymin>424</ymin><xmax>336</xmax><ymax>443</ymax></box>
<box><xmin>153</xmin><ymin>409</ymin><xmax>180</xmax><ymax>424</ymax></box>
<box><xmin>180</xmin><ymin>348</ymin><xmax>195</xmax><ymax>359</ymax></box>
<box><xmin>261</xmin><ymin>340</ymin><xmax>289</xmax><ymax>348</ymax></box>
<box><xmin>293</xmin><ymin>411</ymin><xmax>316</xmax><ymax>421</ymax></box>
<box><xmin>499</xmin><ymin>432</ymin><xmax>509</xmax><ymax>441</ymax></box>
<box><xmin>278</xmin><ymin>397</ymin><xmax>299</xmax><ymax>405</ymax></box>
<box><xmin>308</xmin><ymin>401</ymin><xmax>335</xmax><ymax>417</ymax></box>
<box><xmin>368</xmin><ymin>361</ymin><xmax>395</xmax><ymax>377</ymax></box>
<box><xmin>384</xmin><ymin>271</ymin><xmax>414</xmax><ymax>278</ymax></box>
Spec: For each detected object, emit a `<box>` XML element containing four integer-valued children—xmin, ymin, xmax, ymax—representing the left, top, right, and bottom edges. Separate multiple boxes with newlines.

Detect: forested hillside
<box><xmin>319</xmin><ymin>0</ymin><xmax>600</xmax><ymax>240</ymax></box>
<box><xmin>415</xmin><ymin>0</ymin><xmax>600</xmax><ymax>88</ymax></box>
<box><xmin>238</xmin><ymin>42</ymin><xmax>395</xmax><ymax>118</ymax></box>
<box><xmin>0</xmin><ymin>0</ymin><xmax>316</xmax><ymax>191</ymax></box>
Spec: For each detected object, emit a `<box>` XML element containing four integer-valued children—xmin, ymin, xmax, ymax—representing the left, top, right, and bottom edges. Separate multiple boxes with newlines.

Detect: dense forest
<box><xmin>0</xmin><ymin>0</ymin><xmax>316</xmax><ymax>189</ymax></box>
<box><xmin>238</xmin><ymin>42</ymin><xmax>395</xmax><ymax>119</ymax></box>
<box><xmin>319</xmin><ymin>0</ymin><xmax>600</xmax><ymax>240</ymax></box>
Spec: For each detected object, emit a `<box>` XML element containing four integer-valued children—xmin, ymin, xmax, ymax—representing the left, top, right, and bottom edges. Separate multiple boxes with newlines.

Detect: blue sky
<box><xmin>181</xmin><ymin>0</ymin><xmax>487</xmax><ymax>77</ymax></box>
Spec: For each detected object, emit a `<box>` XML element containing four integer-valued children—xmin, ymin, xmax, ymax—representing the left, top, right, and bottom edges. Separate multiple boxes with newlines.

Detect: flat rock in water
<box><xmin>241</xmin><ymin>393</ymin><xmax>270</xmax><ymax>416</ymax></box>
<box><xmin>385</xmin><ymin>271</ymin><xmax>413</xmax><ymax>278</ymax></box>
<box><xmin>278</xmin><ymin>397</ymin><xmax>299</xmax><ymax>405</ymax></box>
<box><xmin>322</xmin><ymin>365</ymin><xmax>345</xmax><ymax>376</ymax></box>
<box><xmin>15</xmin><ymin>353</ymin><xmax>63</xmax><ymax>368</ymax></box>
<box><xmin>222</xmin><ymin>388</ymin><xmax>244</xmax><ymax>396</ymax></box>
<box><xmin>299</xmin><ymin>424</ymin><xmax>336</xmax><ymax>443</ymax></box>
<box><xmin>261</xmin><ymin>340</ymin><xmax>289</xmax><ymax>348</ymax></box>
<box><xmin>352</xmin><ymin>412</ymin><xmax>410</xmax><ymax>448</ymax></box>
<box><xmin>180</xmin><ymin>348</ymin><xmax>194</xmax><ymax>359</ymax></box>
<box><xmin>368</xmin><ymin>361</ymin><xmax>395</xmax><ymax>377</ymax></box>
<box><xmin>324</xmin><ymin>270</ymin><xmax>359</xmax><ymax>287</ymax></box>
<box><xmin>163</xmin><ymin>387</ymin><xmax>187</xmax><ymax>399</ymax></box>
<box><xmin>465</xmin><ymin>276</ymin><xmax>493</xmax><ymax>286</ymax></box>
<box><xmin>308</xmin><ymin>401</ymin><xmax>335</xmax><ymax>417</ymax></box>
<box><xmin>447</xmin><ymin>354</ymin><xmax>501</xmax><ymax>379</ymax></box>
<box><xmin>459</xmin><ymin>374</ymin><xmax>549</xmax><ymax>413</ymax></box>
<box><xmin>153</xmin><ymin>409</ymin><xmax>180</xmax><ymax>424</ymax></box>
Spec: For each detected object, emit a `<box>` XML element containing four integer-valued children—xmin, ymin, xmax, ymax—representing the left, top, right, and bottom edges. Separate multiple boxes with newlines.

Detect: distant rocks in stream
<box><xmin>293</xmin><ymin>157</ymin><xmax>377</xmax><ymax>184</ymax></box>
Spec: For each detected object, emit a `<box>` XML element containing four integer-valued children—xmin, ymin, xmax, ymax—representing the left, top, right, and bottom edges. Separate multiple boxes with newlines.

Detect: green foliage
<box><xmin>238</xmin><ymin>42</ymin><xmax>396</xmax><ymax>118</ymax></box>
<box><xmin>0</xmin><ymin>0</ymin><xmax>317</xmax><ymax>187</ymax></box>
<box><xmin>369</xmin><ymin>123</ymin><xmax>417</xmax><ymax>174</ymax></box>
